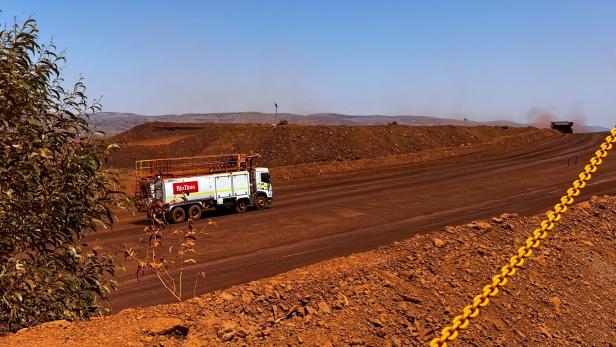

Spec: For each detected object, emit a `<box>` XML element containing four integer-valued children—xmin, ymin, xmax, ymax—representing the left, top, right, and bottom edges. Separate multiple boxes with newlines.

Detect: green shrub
<box><xmin>0</xmin><ymin>17</ymin><xmax>122</xmax><ymax>333</ymax></box>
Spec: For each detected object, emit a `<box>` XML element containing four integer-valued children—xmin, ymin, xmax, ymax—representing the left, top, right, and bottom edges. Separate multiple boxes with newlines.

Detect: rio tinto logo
<box><xmin>172</xmin><ymin>181</ymin><xmax>199</xmax><ymax>195</ymax></box>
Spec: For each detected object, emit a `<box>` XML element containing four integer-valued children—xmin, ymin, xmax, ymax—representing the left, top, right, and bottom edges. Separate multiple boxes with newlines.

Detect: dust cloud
<box><xmin>525</xmin><ymin>107</ymin><xmax>557</xmax><ymax>128</ymax></box>
<box><xmin>525</xmin><ymin>104</ymin><xmax>587</xmax><ymax>130</ymax></box>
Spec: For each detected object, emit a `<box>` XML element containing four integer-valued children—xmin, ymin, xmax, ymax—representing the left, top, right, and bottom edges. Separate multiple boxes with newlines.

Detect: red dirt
<box><xmin>107</xmin><ymin>122</ymin><xmax>556</xmax><ymax>169</ymax></box>
<box><xmin>87</xmin><ymin>131</ymin><xmax>616</xmax><ymax>314</ymax></box>
<box><xmin>4</xmin><ymin>196</ymin><xmax>616</xmax><ymax>346</ymax></box>
<box><xmin>111</xmin><ymin>125</ymin><xmax>561</xmax><ymax>197</ymax></box>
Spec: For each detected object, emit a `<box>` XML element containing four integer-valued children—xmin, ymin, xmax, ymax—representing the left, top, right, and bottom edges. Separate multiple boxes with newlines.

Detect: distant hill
<box><xmin>582</xmin><ymin>125</ymin><xmax>611</xmax><ymax>132</ymax></box>
<box><xmin>88</xmin><ymin>111</ymin><xmax>604</xmax><ymax>136</ymax></box>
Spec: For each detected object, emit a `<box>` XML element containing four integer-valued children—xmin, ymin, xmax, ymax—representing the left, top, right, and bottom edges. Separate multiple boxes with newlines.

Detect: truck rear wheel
<box><xmin>235</xmin><ymin>200</ymin><xmax>248</xmax><ymax>213</ymax></box>
<box><xmin>255</xmin><ymin>195</ymin><xmax>268</xmax><ymax>210</ymax></box>
<box><xmin>170</xmin><ymin>207</ymin><xmax>186</xmax><ymax>224</ymax></box>
<box><xmin>187</xmin><ymin>204</ymin><xmax>202</xmax><ymax>221</ymax></box>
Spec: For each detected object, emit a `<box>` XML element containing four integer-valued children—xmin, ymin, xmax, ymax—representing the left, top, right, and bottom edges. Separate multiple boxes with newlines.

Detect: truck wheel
<box><xmin>187</xmin><ymin>205</ymin><xmax>202</xmax><ymax>221</ymax></box>
<box><xmin>255</xmin><ymin>195</ymin><xmax>268</xmax><ymax>210</ymax></box>
<box><xmin>170</xmin><ymin>207</ymin><xmax>186</xmax><ymax>224</ymax></box>
<box><xmin>235</xmin><ymin>200</ymin><xmax>248</xmax><ymax>213</ymax></box>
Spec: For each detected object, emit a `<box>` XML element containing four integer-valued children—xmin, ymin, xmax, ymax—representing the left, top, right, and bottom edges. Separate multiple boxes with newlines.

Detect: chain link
<box><xmin>429</xmin><ymin>128</ymin><xmax>616</xmax><ymax>347</ymax></box>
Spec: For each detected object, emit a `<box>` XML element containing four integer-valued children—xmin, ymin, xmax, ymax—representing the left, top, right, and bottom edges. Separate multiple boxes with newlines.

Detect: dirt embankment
<box><xmin>90</xmin><ymin>112</ymin><xmax>525</xmax><ymax>137</ymax></box>
<box><xmin>4</xmin><ymin>196</ymin><xmax>615</xmax><ymax>346</ymax></box>
<box><xmin>108</xmin><ymin>122</ymin><xmax>557</xmax><ymax>169</ymax></box>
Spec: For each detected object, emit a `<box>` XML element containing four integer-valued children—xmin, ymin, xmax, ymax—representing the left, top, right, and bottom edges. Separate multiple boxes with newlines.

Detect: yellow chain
<box><xmin>429</xmin><ymin>128</ymin><xmax>616</xmax><ymax>347</ymax></box>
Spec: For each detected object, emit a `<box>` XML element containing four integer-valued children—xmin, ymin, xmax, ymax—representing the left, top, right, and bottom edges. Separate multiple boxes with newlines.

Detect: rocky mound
<box><xmin>3</xmin><ymin>196</ymin><xmax>615</xmax><ymax>346</ymax></box>
<box><xmin>91</xmin><ymin>112</ymin><xmax>524</xmax><ymax>137</ymax></box>
<box><xmin>107</xmin><ymin>122</ymin><xmax>556</xmax><ymax>168</ymax></box>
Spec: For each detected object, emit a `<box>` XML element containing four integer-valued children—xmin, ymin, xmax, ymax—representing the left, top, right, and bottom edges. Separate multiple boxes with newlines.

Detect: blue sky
<box><xmin>2</xmin><ymin>1</ymin><xmax>615</xmax><ymax>127</ymax></box>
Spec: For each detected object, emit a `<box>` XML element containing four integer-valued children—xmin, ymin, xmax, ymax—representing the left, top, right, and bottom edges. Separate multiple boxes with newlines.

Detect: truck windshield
<box><xmin>260</xmin><ymin>172</ymin><xmax>271</xmax><ymax>183</ymax></box>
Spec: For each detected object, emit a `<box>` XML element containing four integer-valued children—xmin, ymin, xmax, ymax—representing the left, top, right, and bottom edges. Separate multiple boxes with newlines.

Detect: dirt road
<box><xmin>96</xmin><ymin>132</ymin><xmax>616</xmax><ymax>311</ymax></box>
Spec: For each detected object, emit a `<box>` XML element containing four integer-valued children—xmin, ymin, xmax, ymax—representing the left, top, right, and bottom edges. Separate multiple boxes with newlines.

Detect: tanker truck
<box><xmin>134</xmin><ymin>154</ymin><xmax>272</xmax><ymax>223</ymax></box>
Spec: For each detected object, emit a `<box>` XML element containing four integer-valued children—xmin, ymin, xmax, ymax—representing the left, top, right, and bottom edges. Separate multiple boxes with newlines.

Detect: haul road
<box><xmin>100</xmin><ymin>132</ymin><xmax>616</xmax><ymax>311</ymax></box>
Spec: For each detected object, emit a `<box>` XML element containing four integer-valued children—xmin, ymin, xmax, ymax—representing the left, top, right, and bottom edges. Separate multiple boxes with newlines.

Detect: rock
<box><xmin>284</xmin><ymin>305</ymin><xmax>307</xmax><ymax>318</ymax></box>
<box><xmin>305</xmin><ymin>305</ymin><xmax>318</xmax><ymax>316</ymax></box>
<box><xmin>468</xmin><ymin>221</ymin><xmax>492</xmax><ymax>230</ymax></box>
<box><xmin>271</xmin><ymin>305</ymin><xmax>279</xmax><ymax>320</ymax></box>
<box><xmin>433</xmin><ymin>238</ymin><xmax>445</xmax><ymax>247</ymax></box>
<box><xmin>398</xmin><ymin>270</ymin><xmax>414</xmax><ymax>280</ymax></box>
<box><xmin>500</xmin><ymin>212</ymin><xmax>519</xmax><ymax>219</ymax></box>
<box><xmin>318</xmin><ymin>301</ymin><xmax>331</xmax><ymax>314</ymax></box>
<box><xmin>401</xmin><ymin>294</ymin><xmax>422</xmax><ymax>304</ymax></box>
<box><xmin>477</xmin><ymin>221</ymin><xmax>492</xmax><ymax>229</ymax></box>
<box><xmin>220</xmin><ymin>320</ymin><xmax>236</xmax><ymax>331</ymax></box>
<box><xmin>590</xmin><ymin>195</ymin><xmax>600</xmax><ymax>201</ymax></box>
<box><xmin>218</xmin><ymin>320</ymin><xmax>237</xmax><ymax>342</ymax></box>
<box><xmin>390</xmin><ymin>336</ymin><xmax>402</xmax><ymax>347</ymax></box>
<box><xmin>369</xmin><ymin>318</ymin><xmax>384</xmax><ymax>327</ymax></box>
<box><xmin>241</xmin><ymin>292</ymin><xmax>253</xmax><ymax>304</ymax></box>
<box><xmin>444</xmin><ymin>226</ymin><xmax>457</xmax><ymax>233</ymax></box>
<box><xmin>142</xmin><ymin>317</ymin><xmax>189</xmax><ymax>338</ymax></box>
<box><xmin>575</xmin><ymin>201</ymin><xmax>591</xmax><ymax>210</ymax></box>
<box><xmin>256</xmin><ymin>327</ymin><xmax>272</xmax><ymax>337</ymax></box>
<box><xmin>221</xmin><ymin>331</ymin><xmax>236</xmax><ymax>342</ymax></box>
<box><xmin>333</xmin><ymin>293</ymin><xmax>349</xmax><ymax>309</ymax></box>
<box><xmin>220</xmin><ymin>291</ymin><xmax>234</xmax><ymax>301</ymax></box>
<box><xmin>539</xmin><ymin>324</ymin><xmax>552</xmax><ymax>338</ymax></box>
<box><xmin>235</xmin><ymin>327</ymin><xmax>250</xmax><ymax>338</ymax></box>
<box><xmin>549</xmin><ymin>296</ymin><xmax>561</xmax><ymax>313</ymax></box>
<box><xmin>491</xmin><ymin>217</ymin><xmax>504</xmax><ymax>223</ymax></box>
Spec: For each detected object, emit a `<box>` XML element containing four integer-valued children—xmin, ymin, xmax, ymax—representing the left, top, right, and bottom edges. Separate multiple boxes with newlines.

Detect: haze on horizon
<box><xmin>2</xmin><ymin>0</ymin><xmax>616</xmax><ymax>127</ymax></box>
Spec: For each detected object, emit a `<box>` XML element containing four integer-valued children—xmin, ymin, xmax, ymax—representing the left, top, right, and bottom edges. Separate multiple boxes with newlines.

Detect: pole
<box><xmin>274</xmin><ymin>102</ymin><xmax>278</xmax><ymax>124</ymax></box>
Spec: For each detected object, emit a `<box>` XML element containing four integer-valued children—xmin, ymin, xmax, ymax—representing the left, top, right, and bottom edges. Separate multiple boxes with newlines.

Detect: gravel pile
<box><xmin>3</xmin><ymin>196</ymin><xmax>615</xmax><ymax>346</ymax></box>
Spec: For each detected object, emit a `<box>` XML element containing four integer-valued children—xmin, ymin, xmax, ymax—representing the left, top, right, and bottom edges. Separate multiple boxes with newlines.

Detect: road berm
<box><xmin>3</xmin><ymin>196</ymin><xmax>615</xmax><ymax>346</ymax></box>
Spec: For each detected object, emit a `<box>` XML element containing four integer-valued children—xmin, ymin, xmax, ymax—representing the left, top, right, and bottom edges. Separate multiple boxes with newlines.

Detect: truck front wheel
<box><xmin>235</xmin><ymin>200</ymin><xmax>248</xmax><ymax>213</ymax></box>
<box><xmin>255</xmin><ymin>195</ymin><xmax>268</xmax><ymax>210</ymax></box>
<box><xmin>187</xmin><ymin>204</ymin><xmax>202</xmax><ymax>221</ymax></box>
<box><xmin>170</xmin><ymin>207</ymin><xmax>186</xmax><ymax>224</ymax></box>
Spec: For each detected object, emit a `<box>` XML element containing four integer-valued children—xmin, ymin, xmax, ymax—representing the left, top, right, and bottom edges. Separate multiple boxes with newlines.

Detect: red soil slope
<box><xmin>107</xmin><ymin>123</ymin><xmax>556</xmax><ymax>169</ymax></box>
<box><xmin>3</xmin><ymin>196</ymin><xmax>615</xmax><ymax>346</ymax></box>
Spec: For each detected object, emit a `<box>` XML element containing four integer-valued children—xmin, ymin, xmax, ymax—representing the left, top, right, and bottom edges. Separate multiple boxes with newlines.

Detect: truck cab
<box><xmin>254</xmin><ymin>167</ymin><xmax>273</xmax><ymax>203</ymax></box>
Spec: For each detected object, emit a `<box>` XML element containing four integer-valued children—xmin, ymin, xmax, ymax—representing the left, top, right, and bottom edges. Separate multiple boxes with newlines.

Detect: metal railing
<box><xmin>135</xmin><ymin>154</ymin><xmax>260</xmax><ymax>179</ymax></box>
